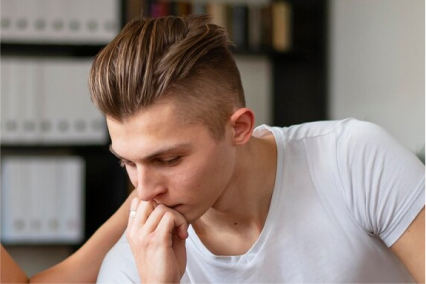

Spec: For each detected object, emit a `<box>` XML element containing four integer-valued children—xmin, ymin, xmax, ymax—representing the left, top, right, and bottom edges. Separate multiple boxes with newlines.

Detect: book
<box><xmin>232</xmin><ymin>4</ymin><xmax>249</xmax><ymax>50</ymax></box>
<box><xmin>126</xmin><ymin>0</ymin><xmax>145</xmax><ymax>21</ymax></box>
<box><xmin>207</xmin><ymin>2</ymin><xmax>227</xmax><ymax>29</ymax></box>
<box><xmin>248</xmin><ymin>4</ymin><xmax>262</xmax><ymax>51</ymax></box>
<box><xmin>271</xmin><ymin>1</ymin><xmax>292</xmax><ymax>52</ymax></box>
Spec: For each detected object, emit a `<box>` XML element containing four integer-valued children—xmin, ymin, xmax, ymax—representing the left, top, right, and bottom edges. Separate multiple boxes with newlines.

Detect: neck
<box><xmin>193</xmin><ymin>132</ymin><xmax>277</xmax><ymax>233</ymax></box>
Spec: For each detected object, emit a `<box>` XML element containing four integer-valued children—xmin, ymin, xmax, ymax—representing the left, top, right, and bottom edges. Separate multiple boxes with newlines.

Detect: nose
<box><xmin>135</xmin><ymin>166</ymin><xmax>166</xmax><ymax>202</ymax></box>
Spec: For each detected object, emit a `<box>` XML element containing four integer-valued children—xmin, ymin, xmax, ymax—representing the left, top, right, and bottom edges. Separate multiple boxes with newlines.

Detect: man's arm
<box><xmin>30</xmin><ymin>190</ymin><xmax>137</xmax><ymax>283</ymax></box>
<box><xmin>391</xmin><ymin>207</ymin><xmax>425</xmax><ymax>283</ymax></box>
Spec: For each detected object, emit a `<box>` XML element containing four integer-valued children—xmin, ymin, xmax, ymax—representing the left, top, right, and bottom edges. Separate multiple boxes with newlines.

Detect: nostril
<box><xmin>139</xmin><ymin>187</ymin><xmax>167</xmax><ymax>203</ymax></box>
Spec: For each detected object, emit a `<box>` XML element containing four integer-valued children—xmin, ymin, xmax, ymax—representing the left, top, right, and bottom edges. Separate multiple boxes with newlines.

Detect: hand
<box><xmin>126</xmin><ymin>197</ymin><xmax>189</xmax><ymax>284</ymax></box>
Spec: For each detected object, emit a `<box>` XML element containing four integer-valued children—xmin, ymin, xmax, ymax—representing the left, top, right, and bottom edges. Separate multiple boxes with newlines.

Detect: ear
<box><xmin>229</xmin><ymin>108</ymin><xmax>255</xmax><ymax>146</ymax></box>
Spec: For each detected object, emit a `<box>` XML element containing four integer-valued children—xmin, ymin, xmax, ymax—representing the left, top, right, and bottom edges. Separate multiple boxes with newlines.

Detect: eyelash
<box><xmin>118</xmin><ymin>157</ymin><xmax>182</xmax><ymax>168</ymax></box>
<box><xmin>119</xmin><ymin>160</ymin><xmax>134</xmax><ymax>168</ymax></box>
<box><xmin>161</xmin><ymin>156</ymin><xmax>181</xmax><ymax>166</ymax></box>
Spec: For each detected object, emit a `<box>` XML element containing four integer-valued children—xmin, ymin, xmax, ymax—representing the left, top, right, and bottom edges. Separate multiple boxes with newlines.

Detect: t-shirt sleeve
<box><xmin>335</xmin><ymin>119</ymin><xmax>425</xmax><ymax>247</ymax></box>
<box><xmin>96</xmin><ymin>232</ymin><xmax>141</xmax><ymax>284</ymax></box>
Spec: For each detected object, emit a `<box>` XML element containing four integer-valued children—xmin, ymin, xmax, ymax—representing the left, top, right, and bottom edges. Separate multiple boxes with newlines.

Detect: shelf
<box><xmin>0</xmin><ymin>0</ymin><xmax>328</xmax><ymax>245</ymax></box>
<box><xmin>1</xmin><ymin>43</ymin><xmax>106</xmax><ymax>57</ymax></box>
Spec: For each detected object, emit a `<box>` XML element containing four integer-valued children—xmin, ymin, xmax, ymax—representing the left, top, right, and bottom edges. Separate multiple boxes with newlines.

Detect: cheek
<box><xmin>167</xmin><ymin>162</ymin><xmax>207</xmax><ymax>197</ymax></box>
<box><xmin>175</xmin><ymin>153</ymin><xmax>230</xmax><ymax>195</ymax></box>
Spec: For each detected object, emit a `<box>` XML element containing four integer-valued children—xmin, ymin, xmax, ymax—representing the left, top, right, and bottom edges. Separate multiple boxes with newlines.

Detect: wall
<box><xmin>329</xmin><ymin>0</ymin><xmax>425</xmax><ymax>152</ymax></box>
<box><xmin>235</xmin><ymin>55</ymin><xmax>272</xmax><ymax>126</ymax></box>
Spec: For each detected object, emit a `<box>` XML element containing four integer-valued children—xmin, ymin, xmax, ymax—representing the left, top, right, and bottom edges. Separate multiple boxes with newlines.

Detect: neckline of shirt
<box><xmin>187</xmin><ymin>125</ymin><xmax>285</xmax><ymax>266</ymax></box>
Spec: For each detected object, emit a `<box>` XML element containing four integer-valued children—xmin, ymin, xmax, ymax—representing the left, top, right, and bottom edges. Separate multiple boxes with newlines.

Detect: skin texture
<box><xmin>390</xmin><ymin>207</ymin><xmax>425</xmax><ymax>283</ymax></box>
<box><xmin>1</xmin><ymin>245</ymin><xmax>28</xmax><ymax>284</ymax></box>
<box><xmin>107</xmin><ymin>98</ymin><xmax>279</xmax><ymax>283</ymax></box>
<box><xmin>108</xmin><ymin>100</ymin><xmax>237</xmax><ymax>225</ymax></box>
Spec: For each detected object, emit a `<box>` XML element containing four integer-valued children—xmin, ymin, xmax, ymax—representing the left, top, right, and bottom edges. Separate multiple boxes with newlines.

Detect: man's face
<box><xmin>107</xmin><ymin>100</ymin><xmax>235</xmax><ymax>223</ymax></box>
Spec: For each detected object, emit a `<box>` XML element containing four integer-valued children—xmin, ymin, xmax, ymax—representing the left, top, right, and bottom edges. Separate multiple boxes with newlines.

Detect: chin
<box><xmin>173</xmin><ymin>204</ymin><xmax>189</xmax><ymax>220</ymax></box>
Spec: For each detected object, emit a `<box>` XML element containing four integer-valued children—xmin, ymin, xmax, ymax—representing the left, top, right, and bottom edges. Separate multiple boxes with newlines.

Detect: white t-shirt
<box><xmin>97</xmin><ymin>119</ymin><xmax>425</xmax><ymax>283</ymax></box>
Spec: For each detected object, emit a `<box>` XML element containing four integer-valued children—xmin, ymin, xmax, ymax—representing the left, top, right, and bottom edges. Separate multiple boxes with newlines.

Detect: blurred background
<box><xmin>1</xmin><ymin>0</ymin><xmax>424</xmax><ymax>277</ymax></box>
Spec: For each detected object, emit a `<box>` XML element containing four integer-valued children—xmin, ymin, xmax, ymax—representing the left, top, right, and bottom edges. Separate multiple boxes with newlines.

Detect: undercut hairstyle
<box><xmin>89</xmin><ymin>14</ymin><xmax>246</xmax><ymax>140</ymax></box>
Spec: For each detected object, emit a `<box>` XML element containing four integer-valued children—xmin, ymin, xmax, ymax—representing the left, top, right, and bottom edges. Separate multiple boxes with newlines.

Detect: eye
<box><xmin>158</xmin><ymin>156</ymin><xmax>182</xmax><ymax>166</ymax></box>
<box><xmin>119</xmin><ymin>159</ymin><xmax>136</xmax><ymax>168</ymax></box>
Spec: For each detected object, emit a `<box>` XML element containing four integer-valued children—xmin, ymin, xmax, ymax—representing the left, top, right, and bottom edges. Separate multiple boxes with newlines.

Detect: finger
<box><xmin>155</xmin><ymin>210</ymin><xmax>177</xmax><ymax>243</ymax></box>
<box><xmin>142</xmin><ymin>204</ymin><xmax>172</xmax><ymax>234</ymax></box>
<box><xmin>175</xmin><ymin>219</ymin><xmax>189</xmax><ymax>240</ymax></box>
<box><xmin>127</xmin><ymin>197</ymin><xmax>141</xmax><ymax>229</ymax></box>
<box><xmin>165</xmin><ymin>206</ymin><xmax>188</xmax><ymax>240</ymax></box>
<box><xmin>143</xmin><ymin>205</ymin><xmax>188</xmax><ymax>240</ymax></box>
<box><xmin>134</xmin><ymin>200</ymin><xmax>158</xmax><ymax>224</ymax></box>
<box><xmin>128</xmin><ymin>200</ymin><xmax>156</xmax><ymax>234</ymax></box>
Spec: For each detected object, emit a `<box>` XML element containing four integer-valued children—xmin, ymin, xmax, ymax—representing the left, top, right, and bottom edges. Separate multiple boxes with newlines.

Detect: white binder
<box><xmin>58</xmin><ymin>159</ymin><xmax>85</xmax><ymax>242</ymax></box>
<box><xmin>2</xmin><ymin>59</ymin><xmax>25</xmax><ymax>143</ymax></box>
<box><xmin>1</xmin><ymin>158</ymin><xmax>29</xmax><ymax>241</ymax></box>
<box><xmin>1</xmin><ymin>156</ymin><xmax>85</xmax><ymax>244</ymax></box>
<box><xmin>41</xmin><ymin>59</ymin><xmax>107</xmax><ymax>144</ymax></box>
<box><xmin>0</xmin><ymin>59</ymin><xmax>11</xmax><ymax>142</ymax></box>
<box><xmin>0</xmin><ymin>57</ymin><xmax>108</xmax><ymax>145</ymax></box>
<box><xmin>1</xmin><ymin>0</ymin><xmax>120</xmax><ymax>44</ymax></box>
<box><xmin>22</xmin><ymin>59</ymin><xmax>42</xmax><ymax>142</ymax></box>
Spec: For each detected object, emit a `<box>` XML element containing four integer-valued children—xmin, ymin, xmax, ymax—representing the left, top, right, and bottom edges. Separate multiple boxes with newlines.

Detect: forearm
<box><xmin>1</xmin><ymin>245</ymin><xmax>29</xmax><ymax>283</ymax></box>
<box><xmin>391</xmin><ymin>207</ymin><xmax>425</xmax><ymax>284</ymax></box>
<box><xmin>30</xmin><ymin>190</ymin><xmax>137</xmax><ymax>283</ymax></box>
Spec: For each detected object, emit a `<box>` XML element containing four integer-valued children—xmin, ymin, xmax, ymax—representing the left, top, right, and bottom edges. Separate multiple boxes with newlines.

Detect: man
<box><xmin>89</xmin><ymin>15</ymin><xmax>424</xmax><ymax>283</ymax></box>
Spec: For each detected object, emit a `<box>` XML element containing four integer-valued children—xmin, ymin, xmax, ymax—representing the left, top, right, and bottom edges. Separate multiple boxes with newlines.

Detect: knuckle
<box><xmin>126</xmin><ymin>230</ymin><xmax>135</xmax><ymax>243</ymax></box>
<box><xmin>130</xmin><ymin>196</ymin><xmax>140</xmax><ymax>207</ymax></box>
<box><xmin>164</xmin><ymin>211</ymin><xmax>175</xmax><ymax>220</ymax></box>
<box><xmin>155</xmin><ymin>204</ymin><xmax>168</xmax><ymax>212</ymax></box>
<box><xmin>139</xmin><ymin>235</ymin><xmax>151</xmax><ymax>247</ymax></box>
<box><xmin>126</xmin><ymin>227</ymin><xmax>138</xmax><ymax>240</ymax></box>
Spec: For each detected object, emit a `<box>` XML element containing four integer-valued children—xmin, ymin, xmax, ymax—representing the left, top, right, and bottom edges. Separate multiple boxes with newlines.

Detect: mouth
<box><xmin>155</xmin><ymin>201</ymin><xmax>182</xmax><ymax>210</ymax></box>
<box><xmin>171</xmin><ymin>204</ymin><xmax>183</xmax><ymax>210</ymax></box>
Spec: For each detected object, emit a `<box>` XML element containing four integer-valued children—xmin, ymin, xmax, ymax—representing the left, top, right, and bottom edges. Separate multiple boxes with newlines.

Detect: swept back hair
<box><xmin>89</xmin><ymin>14</ymin><xmax>245</xmax><ymax>140</ymax></box>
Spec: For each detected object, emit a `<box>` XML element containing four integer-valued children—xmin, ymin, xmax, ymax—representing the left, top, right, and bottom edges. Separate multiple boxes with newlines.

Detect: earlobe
<box><xmin>229</xmin><ymin>108</ymin><xmax>255</xmax><ymax>145</ymax></box>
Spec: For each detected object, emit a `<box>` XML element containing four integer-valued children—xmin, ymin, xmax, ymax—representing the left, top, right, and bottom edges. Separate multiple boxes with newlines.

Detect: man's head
<box><xmin>89</xmin><ymin>14</ymin><xmax>245</xmax><ymax>140</ymax></box>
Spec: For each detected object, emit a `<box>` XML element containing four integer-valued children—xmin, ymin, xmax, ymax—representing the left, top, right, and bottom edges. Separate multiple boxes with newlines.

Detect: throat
<box><xmin>192</xmin><ymin>218</ymin><xmax>264</xmax><ymax>256</ymax></box>
<box><xmin>191</xmin><ymin>132</ymin><xmax>278</xmax><ymax>256</ymax></box>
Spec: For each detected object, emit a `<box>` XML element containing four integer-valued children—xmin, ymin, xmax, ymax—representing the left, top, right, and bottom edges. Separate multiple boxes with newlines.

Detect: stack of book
<box><xmin>125</xmin><ymin>0</ymin><xmax>292</xmax><ymax>52</ymax></box>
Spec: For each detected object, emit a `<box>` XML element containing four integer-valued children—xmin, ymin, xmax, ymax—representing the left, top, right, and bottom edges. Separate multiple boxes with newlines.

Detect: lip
<box><xmin>171</xmin><ymin>204</ymin><xmax>182</xmax><ymax>210</ymax></box>
<box><xmin>155</xmin><ymin>202</ymin><xmax>182</xmax><ymax>209</ymax></box>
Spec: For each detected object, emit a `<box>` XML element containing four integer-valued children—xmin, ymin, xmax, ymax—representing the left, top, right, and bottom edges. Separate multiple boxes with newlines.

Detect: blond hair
<box><xmin>89</xmin><ymin>15</ymin><xmax>245</xmax><ymax>140</ymax></box>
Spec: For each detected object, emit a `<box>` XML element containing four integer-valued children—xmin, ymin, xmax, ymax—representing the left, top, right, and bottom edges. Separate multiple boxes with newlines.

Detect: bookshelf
<box><xmin>123</xmin><ymin>0</ymin><xmax>328</xmax><ymax>126</ymax></box>
<box><xmin>272</xmin><ymin>0</ymin><xmax>328</xmax><ymax>126</ymax></box>
<box><xmin>0</xmin><ymin>0</ymin><xmax>327</xmax><ymax>267</ymax></box>
<box><xmin>0</xmin><ymin>0</ymin><xmax>129</xmax><ymax>249</ymax></box>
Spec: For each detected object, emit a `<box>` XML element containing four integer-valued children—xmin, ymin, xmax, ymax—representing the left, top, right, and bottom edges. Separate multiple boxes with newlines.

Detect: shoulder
<box><xmin>255</xmin><ymin>118</ymin><xmax>374</xmax><ymax>142</ymax></box>
<box><xmin>333</xmin><ymin>118</ymin><xmax>393</xmax><ymax>145</ymax></box>
<box><xmin>97</xmin><ymin>233</ymin><xmax>140</xmax><ymax>284</ymax></box>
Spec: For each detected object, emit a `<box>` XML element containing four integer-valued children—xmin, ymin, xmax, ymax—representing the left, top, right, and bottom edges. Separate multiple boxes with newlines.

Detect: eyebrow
<box><xmin>109</xmin><ymin>143</ymin><xmax>191</xmax><ymax>162</ymax></box>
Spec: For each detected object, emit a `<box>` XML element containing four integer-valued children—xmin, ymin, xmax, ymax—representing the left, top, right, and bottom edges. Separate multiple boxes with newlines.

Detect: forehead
<box><xmin>106</xmin><ymin>100</ymin><xmax>210</xmax><ymax>158</ymax></box>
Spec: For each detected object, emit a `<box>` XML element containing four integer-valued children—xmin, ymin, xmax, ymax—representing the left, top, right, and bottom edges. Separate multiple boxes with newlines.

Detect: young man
<box><xmin>89</xmin><ymin>15</ymin><xmax>424</xmax><ymax>283</ymax></box>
